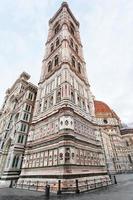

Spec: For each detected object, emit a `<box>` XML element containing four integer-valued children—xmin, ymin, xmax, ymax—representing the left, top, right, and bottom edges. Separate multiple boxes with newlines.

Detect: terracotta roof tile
<box><xmin>94</xmin><ymin>100</ymin><xmax>120</xmax><ymax>120</ymax></box>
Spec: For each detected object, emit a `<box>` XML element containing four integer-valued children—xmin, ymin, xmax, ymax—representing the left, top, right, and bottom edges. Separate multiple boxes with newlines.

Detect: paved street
<box><xmin>0</xmin><ymin>174</ymin><xmax>133</xmax><ymax>200</ymax></box>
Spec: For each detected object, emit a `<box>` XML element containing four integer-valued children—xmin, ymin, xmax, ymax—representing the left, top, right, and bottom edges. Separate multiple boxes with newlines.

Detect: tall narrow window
<box><xmin>28</xmin><ymin>92</ymin><xmax>33</xmax><ymax>100</ymax></box>
<box><xmin>76</xmin><ymin>45</ymin><xmax>78</xmax><ymax>54</ymax></box>
<box><xmin>70</xmin><ymin>22</ymin><xmax>75</xmax><ymax>35</ymax></box>
<box><xmin>71</xmin><ymin>92</ymin><xmax>75</xmax><ymax>103</ymax></box>
<box><xmin>56</xmin><ymin>91</ymin><xmax>61</xmax><ymax>103</ymax></box>
<box><xmin>54</xmin><ymin>22</ymin><xmax>60</xmax><ymax>35</ymax></box>
<box><xmin>77</xmin><ymin>96</ymin><xmax>81</xmax><ymax>107</ymax></box>
<box><xmin>43</xmin><ymin>100</ymin><xmax>47</xmax><ymax>110</ymax></box>
<box><xmin>12</xmin><ymin>156</ymin><xmax>16</xmax><ymax>168</ymax></box>
<box><xmin>15</xmin><ymin>156</ymin><xmax>19</xmax><ymax>168</ymax></box>
<box><xmin>54</xmin><ymin>55</ymin><xmax>59</xmax><ymax>66</ymax></box>
<box><xmin>128</xmin><ymin>154</ymin><xmax>132</xmax><ymax>163</ymax></box>
<box><xmin>21</xmin><ymin>135</ymin><xmax>24</xmax><ymax>143</ymax></box>
<box><xmin>82</xmin><ymin>100</ymin><xmax>86</xmax><ymax>110</ymax></box>
<box><xmin>72</xmin><ymin>56</ymin><xmax>75</xmax><ymax>67</ymax></box>
<box><xmin>56</xmin><ymin>37</ymin><xmax>59</xmax><ymax>47</ymax></box>
<box><xmin>48</xmin><ymin>61</ymin><xmax>52</xmax><ymax>72</ymax></box>
<box><xmin>18</xmin><ymin>135</ymin><xmax>21</xmax><ymax>143</ymax></box>
<box><xmin>23</xmin><ymin>113</ymin><xmax>29</xmax><ymax>121</ymax></box>
<box><xmin>20</xmin><ymin>123</ymin><xmax>27</xmax><ymax>133</ymax></box>
<box><xmin>49</xmin><ymin>96</ymin><xmax>53</xmax><ymax>107</ymax></box>
<box><xmin>25</xmin><ymin>104</ymin><xmax>31</xmax><ymax>112</ymax></box>
<box><xmin>50</xmin><ymin>43</ymin><xmax>54</xmax><ymax>52</ymax></box>
<box><xmin>78</xmin><ymin>63</ymin><xmax>81</xmax><ymax>73</ymax></box>
<box><xmin>70</xmin><ymin>38</ymin><xmax>74</xmax><ymax>48</ymax></box>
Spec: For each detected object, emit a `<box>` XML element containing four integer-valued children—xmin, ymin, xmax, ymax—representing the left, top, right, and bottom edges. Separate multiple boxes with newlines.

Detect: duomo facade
<box><xmin>0</xmin><ymin>2</ymin><xmax>132</xmax><ymax>193</ymax></box>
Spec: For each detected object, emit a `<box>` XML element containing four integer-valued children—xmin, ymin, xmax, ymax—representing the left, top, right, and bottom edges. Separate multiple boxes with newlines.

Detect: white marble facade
<box><xmin>18</xmin><ymin>2</ymin><xmax>109</xmax><ymax>193</ymax></box>
<box><xmin>0</xmin><ymin>72</ymin><xmax>37</xmax><ymax>187</ymax></box>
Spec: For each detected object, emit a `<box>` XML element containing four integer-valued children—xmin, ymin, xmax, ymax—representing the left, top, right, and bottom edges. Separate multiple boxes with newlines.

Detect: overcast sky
<box><xmin>0</xmin><ymin>0</ymin><xmax>133</xmax><ymax>125</ymax></box>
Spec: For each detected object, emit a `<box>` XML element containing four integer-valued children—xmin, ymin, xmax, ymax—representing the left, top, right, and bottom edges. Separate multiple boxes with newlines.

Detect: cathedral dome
<box><xmin>94</xmin><ymin>100</ymin><xmax>120</xmax><ymax>120</ymax></box>
<box><xmin>94</xmin><ymin>100</ymin><xmax>112</xmax><ymax>114</ymax></box>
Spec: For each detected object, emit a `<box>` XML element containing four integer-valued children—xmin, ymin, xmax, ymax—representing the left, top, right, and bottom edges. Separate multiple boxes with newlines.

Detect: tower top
<box><xmin>49</xmin><ymin>2</ymin><xmax>79</xmax><ymax>27</ymax></box>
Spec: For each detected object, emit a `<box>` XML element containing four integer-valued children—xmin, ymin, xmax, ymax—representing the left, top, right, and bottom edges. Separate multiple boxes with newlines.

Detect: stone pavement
<box><xmin>0</xmin><ymin>174</ymin><xmax>133</xmax><ymax>200</ymax></box>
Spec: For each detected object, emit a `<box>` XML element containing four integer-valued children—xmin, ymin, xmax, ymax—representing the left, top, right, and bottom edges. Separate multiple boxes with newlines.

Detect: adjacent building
<box><xmin>0</xmin><ymin>72</ymin><xmax>37</xmax><ymax>187</ymax></box>
<box><xmin>94</xmin><ymin>100</ymin><xmax>130</xmax><ymax>174</ymax></box>
<box><xmin>121</xmin><ymin>127</ymin><xmax>133</xmax><ymax>171</ymax></box>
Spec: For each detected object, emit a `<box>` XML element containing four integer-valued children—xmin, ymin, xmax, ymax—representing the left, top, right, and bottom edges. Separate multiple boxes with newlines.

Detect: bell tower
<box><xmin>18</xmin><ymin>2</ymin><xmax>109</xmax><ymax>193</ymax></box>
<box><xmin>35</xmin><ymin>1</ymin><xmax>95</xmax><ymax>120</ymax></box>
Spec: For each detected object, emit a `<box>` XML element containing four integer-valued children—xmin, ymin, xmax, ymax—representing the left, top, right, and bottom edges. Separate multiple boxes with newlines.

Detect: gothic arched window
<box><xmin>71</xmin><ymin>91</ymin><xmax>75</xmax><ymax>103</ymax></box>
<box><xmin>82</xmin><ymin>100</ymin><xmax>86</xmax><ymax>110</ymax></box>
<box><xmin>72</xmin><ymin>56</ymin><xmax>75</xmax><ymax>67</ymax></box>
<box><xmin>78</xmin><ymin>62</ymin><xmax>81</xmax><ymax>73</ymax></box>
<box><xmin>50</xmin><ymin>43</ymin><xmax>54</xmax><ymax>52</ymax></box>
<box><xmin>77</xmin><ymin>96</ymin><xmax>81</xmax><ymax>107</ymax></box>
<box><xmin>54</xmin><ymin>55</ymin><xmax>59</xmax><ymax>66</ymax></box>
<box><xmin>70</xmin><ymin>22</ymin><xmax>75</xmax><ymax>35</ymax></box>
<box><xmin>12</xmin><ymin>156</ymin><xmax>16</xmax><ymax>167</ymax></box>
<box><xmin>70</xmin><ymin>38</ymin><xmax>74</xmax><ymax>48</ymax></box>
<box><xmin>76</xmin><ymin>45</ymin><xmax>78</xmax><ymax>54</ymax></box>
<box><xmin>54</xmin><ymin>22</ymin><xmax>60</xmax><ymax>35</ymax></box>
<box><xmin>49</xmin><ymin>96</ymin><xmax>53</xmax><ymax>107</ymax></box>
<box><xmin>56</xmin><ymin>37</ymin><xmax>60</xmax><ymax>47</ymax></box>
<box><xmin>43</xmin><ymin>100</ymin><xmax>47</xmax><ymax>110</ymax></box>
<box><xmin>56</xmin><ymin>90</ymin><xmax>61</xmax><ymax>103</ymax></box>
<box><xmin>48</xmin><ymin>61</ymin><xmax>52</xmax><ymax>72</ymax></box>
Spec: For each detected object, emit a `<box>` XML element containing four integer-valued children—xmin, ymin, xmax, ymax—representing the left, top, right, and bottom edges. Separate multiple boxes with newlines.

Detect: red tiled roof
<box><xmin>94</xmin><ymin>100</ymin><xmax>120</xmax><ymax>120</ymax></box>
<box><xmin>94</xmin><ymin>100</ymin><xmax>112</xmax><ymax>113</ymax></box>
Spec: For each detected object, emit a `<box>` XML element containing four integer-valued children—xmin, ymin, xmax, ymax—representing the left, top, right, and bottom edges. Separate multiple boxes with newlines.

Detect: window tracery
<box><xmin>48</xmin><ymin>61</ymin><xmax>52</xmax><ymax>72</ymax></box>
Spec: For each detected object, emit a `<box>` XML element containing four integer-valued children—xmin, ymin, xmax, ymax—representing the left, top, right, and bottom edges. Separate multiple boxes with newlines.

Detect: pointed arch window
<box><xmin>56</xmin><ymin>90</ymin><xmax>61</xmax><ymax>103</ymax></box>
<box><xmin>54</xmin><ymin>22</ymin><xmax>60</xmax><ymax>35</ymax></box>
<box><xmin>49</xmin><ymin>96</ymin><xmax>53</xmax><ymax>107</ymax></box>
<box><xmin>48</xmin><ymin>61</ymin><xmax>52</xmax><ymax>72</ymax></box>
<box><xmin>76</xmin><ymin>45</ymin><xmax>78</xmax><ymax>54</ymax></box>
<box><xmin>43</xmin><ymin>100</ymin><xmax>47</xmax><ymax>110</ymax></box>
<box><xmin>70</xmin><ymin>22</ymin><xmax>75</xmax><ymax>35</ymax></box>
<box><xmin>72</xmin><ymin>56</ymin><xmax>75</xmax><ymax>67</ymax></box>
<box><xmin>78</xmin><ymin>62</ymin><xmax>81</xmax><ymax>73</ymax></box>
<box><xmin>82</xmin><ymin>100</ymin><xmax>86</xmax><ymax>110</ymax></box>
<box><xmin>54</xmin><ymin>55</ymin><xmax>59</xmax><ymax>66</ymax></box>
<box><xmin>77</xmin><ymin>96</ymin><xmax>81</xmax><ymax>107</ymax></box>
<box><xmin>50</xmin><ymin>43</ymin><xmax>54</xmax><ymax>52</ymax></box>
<box><xmin>70</xmin><ymin>38</ymin><xmax>74</xmax><ymax>48</ymax></box>
<box><xmin>71</xmin><ymin>91</ymin><xmax>75</xmax><ymax>103</ymax></box>
<box><xmin>56</xmin><ymin>37</ymin><xmax>60</xmax><ymax>47</ymax></box>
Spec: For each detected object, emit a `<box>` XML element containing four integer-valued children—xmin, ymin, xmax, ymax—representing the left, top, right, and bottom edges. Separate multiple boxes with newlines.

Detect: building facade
<box><xmin>121</xmin><ymin>127</ymin><xmax>133</xmax><ymax>171</ymax></box>
<box><xmin>0</xmin><ymin>72</ymin><xmax>37</xmax><ymax>187</ymax></box>
<box><xmin>17</xmin><ymin>2</ymin><xmax>110</xmax><ymax>193</ymax></box>
<box><xmin>94</xmin><ymin>100</ymin><xmax>130</xmax><ymax>174</ymax></box>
